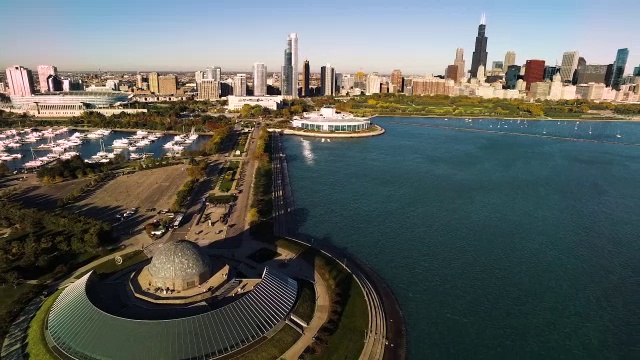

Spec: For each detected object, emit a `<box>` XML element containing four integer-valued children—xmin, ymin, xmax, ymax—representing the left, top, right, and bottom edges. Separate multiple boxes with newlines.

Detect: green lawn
<box><xmin>25</xmin><ymin>289</ymin><xmax>63</xmax><ymax>360</ymax></box>
<box><xmin>235</xmin><ymin>324</ymin><xmax>301</xmax><ymax>360</ymax></box>
<box><xmin>292</xmin><ymin>279</ymin><xmax>316</xmax><ymax>324</ymax></box>
<box><xmin>74</xmin><ymin>250</ymin><xmax>148</xmax><ymax>279</ymax></box>
<box><xmin>0</xmin><ymin>284</ymin><xmax>40</xmax><ymax>345</ymax></box>
<box><xmin>218</xmin><ymin>161</ymin><xmax>241</xmax><ymax>192</ymax></box>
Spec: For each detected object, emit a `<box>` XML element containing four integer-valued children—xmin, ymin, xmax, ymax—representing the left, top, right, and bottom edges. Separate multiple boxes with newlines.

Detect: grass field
<box><xmin>292</xmin><ymin>279</ymin><xmax>316</xmax><ymax>324</ymax></box>
<box><xmin>308</xmin><ymin>279</ymin><xmax>367</xmax><ymax>360</ymax></box>
<box><xmin>218</xmin><ymin>161</ymin><xmax>240</xmax><ymax>193</ymax></box>
<box><xmin>25</xmin><ymin>289</ymin><xmax>62</xmax><ymax>360</ymax></box>
<box><xmin>234</xmin><ymin>324</ymin><xmax>301</xmax><ymax>360</ymax></box>
<box><xmin>74</xmin><ymin>250</ymin><xmax>148</xmax><ymax>279</ymax></box>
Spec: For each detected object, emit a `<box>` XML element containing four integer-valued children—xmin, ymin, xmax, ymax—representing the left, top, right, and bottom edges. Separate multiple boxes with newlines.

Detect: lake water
<box><xmin>284</xmin><ymin>117</ymin><xmax>640</xmax><ymax>359</ymax></box>
<box><xmin>1</xmin><ymin>130</ymin><xmax>210</xmax><ymax>171</ymax></box>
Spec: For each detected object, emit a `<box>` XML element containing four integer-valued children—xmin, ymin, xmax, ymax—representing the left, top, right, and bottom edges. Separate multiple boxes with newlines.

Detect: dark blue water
<box><xmin>284</xmin><ymin>117</ymin><xmax>640</xmax><ymax>359</ymax></box>
<box><xmin>1</xmin><ymin>130</ymin><xmax>210</xmax><ymax>171</ymax></box>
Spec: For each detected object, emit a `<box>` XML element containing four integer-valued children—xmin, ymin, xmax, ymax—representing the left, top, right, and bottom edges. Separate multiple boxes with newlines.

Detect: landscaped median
<box><xmin>272</xmin><ymin>238</ymin><xmax>369</xmax><ymax>360</ymax></box>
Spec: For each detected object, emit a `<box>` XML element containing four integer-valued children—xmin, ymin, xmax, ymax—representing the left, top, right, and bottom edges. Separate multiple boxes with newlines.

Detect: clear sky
<box><xmin>1</xmin><ymin>0</ymin><xmax>638</xmax><ymax>75</ymax></box>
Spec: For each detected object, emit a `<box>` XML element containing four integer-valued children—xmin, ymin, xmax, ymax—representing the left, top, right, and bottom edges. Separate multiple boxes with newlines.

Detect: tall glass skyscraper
<box><xmin>610</xmin><ymin>48</ymin><xmax>629</xmax><ymax>90</ymax></box>
<box><xmin>281</xmin><ymin>33</ymin><xmax>298</xmax><ymax>97</ymax></box>
<box><xmin>470</xmin><ymin>13</ymin><xmax>488</xmax><ymax>78</ymax></box>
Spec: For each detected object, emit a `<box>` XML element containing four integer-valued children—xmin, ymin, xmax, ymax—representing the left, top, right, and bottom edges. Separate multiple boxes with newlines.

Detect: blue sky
<box><xmin>0</xmin><ymin>0</ymin><xmax>638</xmax><ymax>75</ymax></box>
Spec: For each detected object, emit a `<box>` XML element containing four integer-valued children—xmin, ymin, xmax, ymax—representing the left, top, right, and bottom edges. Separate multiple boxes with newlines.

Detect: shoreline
<box><xmin>272</xmin><ymin>125</ymin><xmax>386</xmax><ymax>138</ymax></box>
<box><xmin>371</xmin><ymin>114</ymin><xmax>640</xmax><ymax>122</ymax></box>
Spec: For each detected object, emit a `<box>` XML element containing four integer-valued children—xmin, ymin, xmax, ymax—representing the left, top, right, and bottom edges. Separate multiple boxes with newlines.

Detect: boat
<box><xmin>129</xmin><ymin>153</ymin><xmax>143</xmax><ymax>160</ymax></box>
<box><xmin>589</xmin><ymin>126</ymin><xmax>592</xmax><ymax>135</ymax></box>
<box><xmin>543</xmin><ymin>128</ymin><xmax>546</xmax><ymax>134</ymax></box>
<box><xmin>321</xmin><ymin>138</ymin><xmax>325</xmax><ymax>143</ymax></box>
<box><xmin>96</xmin><ymin>141</ymin><xmax>108</xmax><ymax>157</ymax></box>
<box><xmin>128</xmin><ymin>146</ymin><xmax>137</xmax><ymax>151</ymax></box>
<box><xmin>616</xmin><ymin>131</ymin><xmax>622</xmax><ymax>138</ymax></box>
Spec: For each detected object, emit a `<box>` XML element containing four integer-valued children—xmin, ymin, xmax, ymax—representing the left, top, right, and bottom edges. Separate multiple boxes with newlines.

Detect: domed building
<box><xmin>147</xmin><ymin>240</ymin><xmax>212</xmax><ymax>291</ymax></box>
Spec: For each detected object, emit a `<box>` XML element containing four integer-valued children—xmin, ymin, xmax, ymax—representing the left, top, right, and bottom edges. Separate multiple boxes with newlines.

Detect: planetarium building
<box><xmin>46</xmin><ymin>241</ymin><xmax>298</xmax><ymax>360</ymax></box>
<box><xmin>291</xmin><ymin>106</ymin><xmax>371</xmax><ymax>132</ymax></box>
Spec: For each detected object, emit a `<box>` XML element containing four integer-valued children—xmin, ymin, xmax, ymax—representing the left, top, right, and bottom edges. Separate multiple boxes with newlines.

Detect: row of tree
<box><xmin>248</xmin><ymin>127</ymin><xmax>273</xmax><ymax>225</ymax></box>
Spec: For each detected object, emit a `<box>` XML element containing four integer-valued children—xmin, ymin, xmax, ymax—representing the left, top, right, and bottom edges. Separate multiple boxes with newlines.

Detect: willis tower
<box><xmin>470</xmin><ymin>13</ymin><xmax>488</xmax><ymax>78</ymax></box>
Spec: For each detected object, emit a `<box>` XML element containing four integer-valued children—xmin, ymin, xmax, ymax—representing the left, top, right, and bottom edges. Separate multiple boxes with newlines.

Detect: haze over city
<box><xmin>1</xmin><ymin>0</ymin><xmax>638</xmax><ymax>74</ymax></box>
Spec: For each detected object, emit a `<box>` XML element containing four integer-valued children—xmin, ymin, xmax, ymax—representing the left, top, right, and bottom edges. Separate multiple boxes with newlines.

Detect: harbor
<box><xmin>0</xmin><ymin>127</ymin><xmax>210</xmax><ymax>171</ymax></box>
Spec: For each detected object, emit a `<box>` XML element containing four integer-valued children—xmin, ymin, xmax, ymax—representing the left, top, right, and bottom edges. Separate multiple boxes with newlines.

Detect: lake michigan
<box><xmin>284</xmin><ymin>116</ymin><xmax>640</xmax><ymax>359</ymax></box>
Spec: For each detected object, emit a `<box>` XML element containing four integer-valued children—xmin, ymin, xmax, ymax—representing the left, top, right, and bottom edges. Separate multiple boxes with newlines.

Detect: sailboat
<box><xmin>574</xmin><ymin>122</ymin><xmax>579</xmax><ymax>130</ymax></box>
<box><xmin>616</xmin><ymin>131</ymin><xmax>622</xmax><ymax>138</ymax></box>
<box><xmin>543</xmin><ymin>128</ymin><xmax>546</xmax><ymax>134</ymax></box>
<box><xmin>589</xmin><ymin>125</ymin><xmax>592</xmax><ymax>135</ymax></box>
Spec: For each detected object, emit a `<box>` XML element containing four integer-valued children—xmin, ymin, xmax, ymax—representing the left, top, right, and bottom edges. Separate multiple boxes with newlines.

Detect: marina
<box><xmin>0</xmin><ymin>127</ymin><xmax>210</xmax><ymax>171</ymax></box>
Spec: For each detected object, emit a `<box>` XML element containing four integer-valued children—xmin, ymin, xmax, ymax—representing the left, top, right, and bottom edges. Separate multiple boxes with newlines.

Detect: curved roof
<box><xmin>148</xmin><ymin>240</ymin><xmax>211</xmax><ymax>281</ymax></box>
<box><xmin>47</xmin><ymin>267</ymin><xmax>297</xmax><ymax>360</ymax></box>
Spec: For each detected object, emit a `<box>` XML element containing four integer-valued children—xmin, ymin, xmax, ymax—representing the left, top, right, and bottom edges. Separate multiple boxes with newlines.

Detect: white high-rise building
<box><xmin>289</xmin><ymin>33</ymin><xmax>298</xmax><ymax>98</ymax></box>
<box><xmin>198</xmin><ymin>79</ymin><xmax>219</xmax><ymax>100</ymax></box>
<box><xmin>253</xmin><ymin>63</ymin><xmax>267</xmax><ymax>96</ymax></box>
<box><xmin>560</xmin><ymin>51</ymin><xmax>579</xmax><ymax>83</ymax></box>
<box><xmin>477</xmin><ymin>65</ymin><xmax>486</xmax><ymax>83</ymax></box>
<box><xmin>233</xmin><ymin>74</ymin><xmax>247</xmax><ymax>96</ymax></box>
<box><xmin>205</xmin><ymin>67</ymin><xmax>214</xmax><ymax>80</ymax></box>
<box><xmin>549</xmin><ymin>72</ymin><xmax>563</xmax><ymax>100</ymax></box>
<box><xmin>195</xmin><ymin>71</ymin><xmax>204</xmax><ymax>84</ymax></box>
<box><xmin>6</xmin><ymin>65</ymin><xmax>35</xmax><ymax>97</ymax></box>
<box><xmin>454</xmin><ymin>48</ymin><xmax>465</xmax><ymax>81</ymax></box>
<box><xmin>37</xmin><ymin>65</ymin><xmax>57</xmax><ymax>92</ymax></box>
<box><xmin>366</xmin><ymin>73</ymin><xmax>381</xmax><ymax>94</ymax></box>
<box><xmin>504</xmin><ymin>51</ymin><xmax>516</xmax><ymax>69</ymax></box>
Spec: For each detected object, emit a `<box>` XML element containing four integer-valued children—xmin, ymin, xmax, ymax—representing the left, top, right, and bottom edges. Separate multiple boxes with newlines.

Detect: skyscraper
<box><xmin>560</xmin><ymin>51</ymin><xmax>579</xmax><ymax>83</ymax></box>
<box><xmin>46</xmin><ymin>75</ymin><xmax>63</xmax><ymax>92</ymax></box>
<box><xmin>148</xmin><ymin>72</ymin><xmax>159</xmax><ymax>94</ymax></box>
<box><xmin>491</xmin><ymin>61</ymin><xmax>504</xmax><ymax>72</ymax></box>
<box><xmin>213</xmin><ymin>67</ymin><xmax>221</xmax><ymax>82</ymax></box>
<box><xmin>281</xmin><ymin>33</ymin><xmax>299</xmax><ymax>97</ymax></box>
<box><xmin>253</xmin><ymin>63</ymin><xmax>267</xmax><ymax>96</ymax></box>
<box><xmin>302</xmin><ymin>60</ymin><xmax>310</xmax><ymax>97</ymax></box>
<box><xmin>158</xmin><ymin>75</ymin><xmax>177</xmax><ymax>95</ymax></box>
<box><xmin>504</xmin><ymin>51</ymin><xmax>516</xmax><ymax>69</ymax></box>
<box><xmin>37</xmin><ymin>65</ymin><xmax>57</xmax><ymax>93</ymax></box>
<box><xmin>390</xmin><ymin>70</ymin><xmax>403</xmax><ymax>92</ymax></box>
<box><xmin>320</xmin><ymin>64</ymin><xmax>335</xmax><ymax>96</ymax></box>
<box><xmin>198</xmin><ymin>79</ymin><xmax>219</xmax><ymax>100</ymax></box>
<box><xmin>195</xmin><ymin>71</ymin><xmax>204</xmax><ymax>84</ymax></box>
<box><xmin>504</xmin><ymin>65</ymin><xmax>521</xmax><ymax>90</ymax></box>
<box><xmin>634</xmin><ymin>66</ymin><xmax>640</xmax><ymax>77</ymax></box>
<box><xmin>524</xmin><ymin>60</ymin><xmax>545</xmax><ymax>91</ymax></box>
<box><xmin>233</xmin><ymin>74</ymin><xmax>247</xmax><ymax>96</ymax></box>
<box><xmin>576</xmin><ymin>65</ymin><xmax>609</xmax><ymax>84</ymax></box>
<box><xmin>610</xmin><ymin>48</ymin><xmax>629</xmax><ymax>90</ymax></box>
<box><xmin>5</xmin><ymin>65</ymin><xmax>35</xmax><ymax>97</ymax></box>
<box><xmin>544</xmin><ymin>66</ymin><xmax>560</xmax><ymax>81</ymax></box>
<box><xmin>454</xmin><ymin>48</ymin><xmax>465</xmax><ymax>80</ymax></box>
<box><xmin>445</xmin><ymin>65</ymin><xmax>459</xmax><ymax>82</ymax></box>
<box><xmin>470</xmin><ymin>13</ymin><xmax>488</xmax><ymax>78</ymax></box>
<box><xmin>205</xmin><ymin>67</ymin><xmax>214</xmax><ymax>80</ymax></box>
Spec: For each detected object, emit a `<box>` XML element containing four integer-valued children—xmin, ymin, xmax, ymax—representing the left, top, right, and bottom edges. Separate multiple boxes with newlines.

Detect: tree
<box><xmin>247</xmin><ymin>208</ymin><xmax>259</xmax><ymax>226</ymax></box>
<box><xmin>0</xmin><ymin>162</ymin><xmax>10</xmax><ymax>177</ymax></box>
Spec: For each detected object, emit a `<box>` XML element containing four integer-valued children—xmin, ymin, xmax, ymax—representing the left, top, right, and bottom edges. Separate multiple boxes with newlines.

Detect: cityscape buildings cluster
<box><xmin>3</xmin><ymin>15</ymin><xmax>640</xmax><ymax>111</ymax></box>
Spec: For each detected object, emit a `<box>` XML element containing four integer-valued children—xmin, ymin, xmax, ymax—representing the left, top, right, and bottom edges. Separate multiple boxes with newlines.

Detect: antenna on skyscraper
<box><xmin>480</xmin><ymin>12</ymin><xmax>486</xmax><ymax>25</ymax></box>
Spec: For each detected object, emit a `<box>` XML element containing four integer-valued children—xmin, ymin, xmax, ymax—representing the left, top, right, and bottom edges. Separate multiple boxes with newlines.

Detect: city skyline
<box><xmin>1</xmin><ymin>0</ymin><xmax>639</xmax><ymax>75</ymax></box>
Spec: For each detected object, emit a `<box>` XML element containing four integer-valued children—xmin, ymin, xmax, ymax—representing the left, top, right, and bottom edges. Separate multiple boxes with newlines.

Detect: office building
<box><xmin>634</xmin><ymin>66</ymin><xmax>640</xmax><ymax>77</ymax></box>
<box><xmin>320</xmin><ymin>64</ymin><xmax>335</xmax><ymax>96</ymax></box>
<box><xmin>198</xmin><ymin>79</ymin><xmax>219</xmax><ymax>100</ymax></box>
<box><xmin>37</xmin><ymin>65</ymin><xmax>57</xmax><ymax>93</ymax></box>
<box><xmin>355</xmin><ymin>72</ymin><xmax>366</xmax><ymax>90</ymax></box>
<box><xmin>470</xmin><ymin>13</ymin><xmax>488</xmax><ymax>78</ymax></box>
<box><xmin>233</xmin><ymin>74</ymin><xmax>247</xmax><ymax>96</ymax></box>
<box><xmin>523</xmin><ymin>60</ymin><xmax>545</xmax><ymax>90</ymax></box>
<box><xmin>205</xmin><ymin>67</ymin><xmax>214</xmax><ymax>80</ymax></box>
<box><xmin>611</xmin><ymin>48</ymin><xmax>629</xmax><ymax>90</ymax></box>
<box><xmin>148</xmin><ymin>72</ymin><xmax>159</xmax><ymax>94</ymax></box>
<box><xmin>504</xmin><ymin>51</ymin><xmax>516</xmax><ymax>69</ymax></box>
<box><xmin>529</xmin><ymin>81</ymin><xmax>551</xmax><ymax>100</ymax></box>
<box><xmin>5</xmin><ymin>65</ymin><xmax>35</xmax><ymax>97</ymax></box>
<box><xmin>281</xmin><ymin>33</ymin><xmax>298</xmax><ymax>97</ymax></box>
<box><xmin>560</xmin><ymin>51</ymin><xmax>579</xmax><ymax>83</ymax></box>
<box><xmin>158</xmin><ymin>75</ymin><xmax>177</xmax><ymax>95</ymax></box>
<box><xmin>454</xmin><ymin>48</ymin><xmax>465</xmax><ymax>81</ymax></box>
<box><xmin>253</xmin><ymin>63</ymin><xmax>267</xmax><ymax>96</ymax></box>
<box><xmin>576</xmin><ymin>65</ymin><xmax>609</xmax><ymax>84</ymax></box>
<box><xmin>505</xmin><ymin>65</ymin><xmax>521</xmax><ymax>90</ymax></box>
<box><xmin>46</xmin><ymin>75</ymin><xmax>63</xmax><ymax>92</ymax></box>
<box><xmin>446</xmin><ymin>65</ymin><xmax>460</xmax><ymax>82</ymax></box>
<box><xmin>366</xmin><ymin>72</ymin><xmax>381</xmax><ymax>95</ymax></box>
<box><xmin>491</xmin><ymin>61</ymin><xmax>504</xmax><ymax>72</ymax></box>
<box><xmin>340</xmin><ymin>74</ymin><xmax>355</xmax><ymax>94</ymax></box>
<box><xmin>195</xmin><ymin>71</ymin><xmax>204</xmax><ymax>84</ymax></box>
<box><xmin>544</xmin><ymin>66</ymin><xmax>560</xmax><ymax>81</ymax></box>
<box><xmin>412</xmin><ymin>76</ymin><xmax>455</xmax><ymax>96</ymax></box>
<box><xmin>390</xmin><ymin>69</ymin><xmax>403</xmax><ymax>92</ymax></box>
<box><xmin>302</xmin><ymin>60</ymin><xmax>310</xmax><ymax>96</ymax></box>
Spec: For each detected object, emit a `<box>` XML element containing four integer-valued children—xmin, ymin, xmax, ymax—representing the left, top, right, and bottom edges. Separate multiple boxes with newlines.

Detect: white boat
<box><xmin>25</xmin><ymin>160</ymin><xmax>44</xmax><ymax>167</ymax></box>
<box><xmin>129</xmin><ymin>153</ymin><xmax>143</xmax><ymax>160</ymax></box>
<box><xmin>0</xmin><ymin>155</ymin><xmax>13</xmax><ymax>161</ymax></box>
<box><xmin>99</xmin><ymin>158</ymin><xmax>110</xmax><ymax>163</ymax></box>
<box><xmin>616</xmin><ymin>131</ymin><xmax>622</xmax><ymax>138</ymax></box>
<box><xmin>11</xmin><ymin>154</ymin><xmax>22</xmax><ymax>159</ymax></box>
<box><xmin>128</xmin><ymin>146</ymin><xmax>137</xmax><ymax>151</ymax></box>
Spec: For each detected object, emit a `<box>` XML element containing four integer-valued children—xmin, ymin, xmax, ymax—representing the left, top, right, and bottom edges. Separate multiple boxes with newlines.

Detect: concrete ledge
<box><xmin>270</xmin><ymin>125</ymin><xmax>385</xmax><ymax>138</ymax></box>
